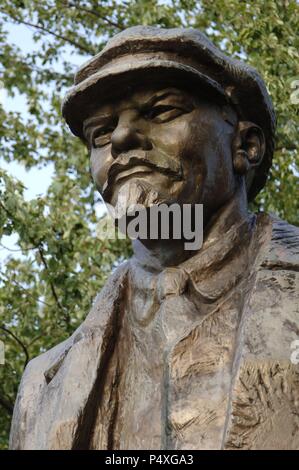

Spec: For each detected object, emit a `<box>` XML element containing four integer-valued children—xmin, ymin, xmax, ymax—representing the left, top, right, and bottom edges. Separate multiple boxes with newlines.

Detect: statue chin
<box><xmin>112</xmin><ymin>178</ymin><xmax>169</xmax><ymax>219</ymax></box>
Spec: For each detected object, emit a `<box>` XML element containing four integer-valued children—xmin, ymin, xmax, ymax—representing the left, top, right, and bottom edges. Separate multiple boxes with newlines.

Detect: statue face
<box><xmin>83</xmin><ymin>84</ymin><xmax>238</xmax><ymax>221</ymax></box>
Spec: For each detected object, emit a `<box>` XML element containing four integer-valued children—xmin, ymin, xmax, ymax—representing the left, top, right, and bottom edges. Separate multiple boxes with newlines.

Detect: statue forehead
<box><xmin>83</xmin><ymin>86</ymin><xmax>238</xmax><ymax>134</ymax></box>
<box><xmin>86</xmin><ymin>85</ymin><xmax>196</xmax><ymax>116</ymax></box>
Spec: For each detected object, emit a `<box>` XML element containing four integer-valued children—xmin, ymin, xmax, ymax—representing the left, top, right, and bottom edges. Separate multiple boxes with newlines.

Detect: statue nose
<box><xmin>111</xmin><ymin>125</ymin><xmax>152</xmax><ymax>157</ymax></box>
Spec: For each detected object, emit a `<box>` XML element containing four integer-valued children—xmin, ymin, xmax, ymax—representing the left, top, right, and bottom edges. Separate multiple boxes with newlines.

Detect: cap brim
<box><xmin>62</xmin><ymin>58</ymin><xmax>228</xmax><ymax>139</ymax></box>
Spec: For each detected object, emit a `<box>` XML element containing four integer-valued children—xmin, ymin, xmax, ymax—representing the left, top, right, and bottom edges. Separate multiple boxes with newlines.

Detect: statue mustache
<box><xmin>102</xmin><ymin>151</ymin><xmax>183</xmax><ymax>200</ymax></box>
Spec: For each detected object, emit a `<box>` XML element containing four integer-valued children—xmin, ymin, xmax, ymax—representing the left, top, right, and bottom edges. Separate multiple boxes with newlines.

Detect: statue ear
<box><xmin>232</xmin><ymin>121</ymin><xmax>265</xmax><ymax>175</ymax></box>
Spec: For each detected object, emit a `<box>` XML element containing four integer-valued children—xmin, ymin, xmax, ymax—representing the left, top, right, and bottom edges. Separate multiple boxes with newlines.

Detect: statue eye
<box><xmin>92</xmin><ymin>126</ymin><xmax>115</xmax><ymax>148</ymax></box>
<box><xmin>144</xmin><ymin>105</ymin><xmax>184</xmax><ymax>123</ymax></box>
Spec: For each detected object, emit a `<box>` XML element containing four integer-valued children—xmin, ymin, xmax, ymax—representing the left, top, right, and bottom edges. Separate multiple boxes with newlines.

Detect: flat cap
<box><xmin>62</xmin><ymin>26</ymin><xmax>276</xmax><ymax>200</ymax></box>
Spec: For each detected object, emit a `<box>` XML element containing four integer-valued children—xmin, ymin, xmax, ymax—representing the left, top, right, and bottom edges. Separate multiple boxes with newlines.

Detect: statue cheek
<box><xmin>151</xmin><ymin>118</ymin><xmax>190</xmax><ymax>156</ymax></box>
<box><xmin>90</xmin><ymin>150</ymin><xmax>111</xmax><ymax>187</ymax></box>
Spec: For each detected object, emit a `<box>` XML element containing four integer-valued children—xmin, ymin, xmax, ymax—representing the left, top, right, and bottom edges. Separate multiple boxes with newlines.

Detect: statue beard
<box><xmin>112</xmin><ymin>178</ymin><xmax>169</xmax><ymax>220</ymax></box>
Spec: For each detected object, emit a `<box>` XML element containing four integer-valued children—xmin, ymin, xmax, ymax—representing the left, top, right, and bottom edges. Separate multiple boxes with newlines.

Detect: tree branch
<box><xmin>65</xmin><ymin>0</ymin><xmax>124</xmax><ymax>30</ymax></box>
<box><xmin>0</xmin><ymin>201</ymin><xmax>70</xmax><ymax>325</ymax></box>
<box><xmin>0</xmin><ymin>242</ymin><xmax>36</xmax><ymax>252</ymax></box>
<box><xmin>0</xmin><ymin>394</ymin><xmax>13</xmax><ymax>415</ymax></box>
<box><xmin>37</xmin><ymin>247</ymin><xmax>70</xmax><ymax>326</ymax></box>
<box><xmin>0</xmin><ymin>8</ymin><xmax>94</xmax><ymax>55</ymax></box>
<box><xmin>27</xmin><ymin>334</ymin><xmax>43</xmax><ymax>348</ymax></box>
<box><xmin>0</xmin><ymin>325</ymin><xmax>29</xmax><ymax>369</ymax></box>
<box><xmin>0</xmin><ymin>273</ymin><xmax>54</xmax><ymax>309</ymax></box>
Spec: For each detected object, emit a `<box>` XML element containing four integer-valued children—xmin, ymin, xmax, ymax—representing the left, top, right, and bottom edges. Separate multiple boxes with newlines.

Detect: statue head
<box><xmin>62</xmin><ymin>26</ymin><xmax>275</xmax><ymax>226</ymax></box>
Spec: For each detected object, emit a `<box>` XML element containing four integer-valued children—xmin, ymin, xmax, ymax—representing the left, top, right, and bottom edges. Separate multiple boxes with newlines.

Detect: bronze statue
<box><xmin>10</xmin><ymin>26</ymin><xmax>299</xmax><ymax>450</ymax></box>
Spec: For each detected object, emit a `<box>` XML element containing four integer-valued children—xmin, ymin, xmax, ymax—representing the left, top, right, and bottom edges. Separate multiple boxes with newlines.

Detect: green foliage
<box><xmin>0</xmin><ymin>0</ymin><xmax>298</xmax><ymax>449</ymax></box>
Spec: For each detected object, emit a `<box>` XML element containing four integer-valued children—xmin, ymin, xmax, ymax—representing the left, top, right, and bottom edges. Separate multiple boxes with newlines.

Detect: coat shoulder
<box><xmin>263</xmin><ymin>213</ymin><xmax>299</xmax><ymax>270</ymax></box>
